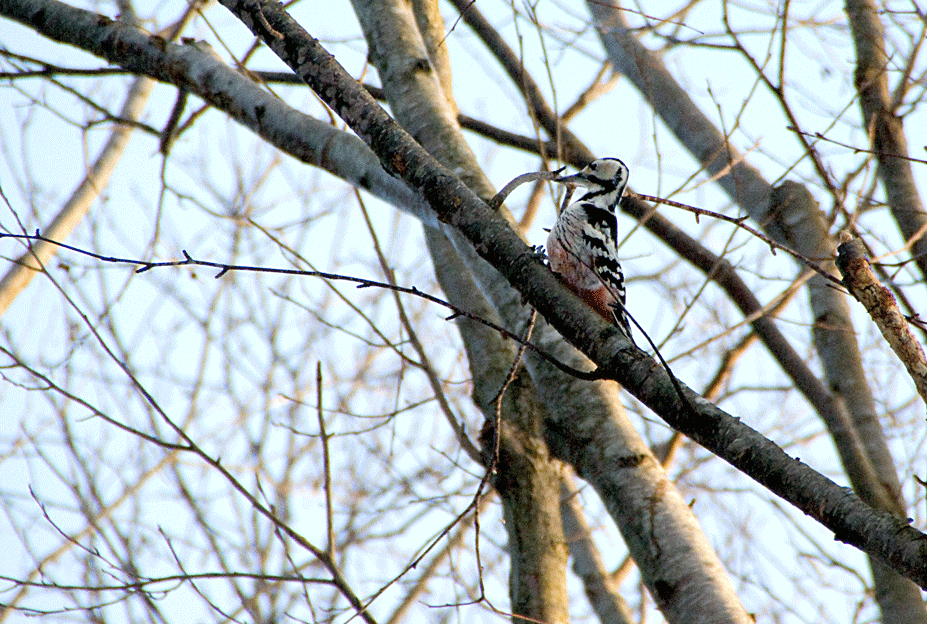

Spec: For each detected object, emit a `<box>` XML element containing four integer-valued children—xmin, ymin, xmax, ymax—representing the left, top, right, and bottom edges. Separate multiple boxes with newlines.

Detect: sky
<box><xmin>0</xmin><ymin>0</ymin><xmax>925</xmax><ymax>622</ymax></box>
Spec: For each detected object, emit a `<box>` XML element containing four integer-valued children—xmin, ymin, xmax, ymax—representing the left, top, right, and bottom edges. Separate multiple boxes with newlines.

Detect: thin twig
<box><xmin>316</xmin><ymin>362</ymin><xmax>336</xmax><ymax>558</ymax></box>
<box><xmin>488</xmin><ymin>170</ymin><xmax>564</xmax><ymax>209</ymax></box>
<box><xmin>0</xmin><ymin>231</ymin><xmax>598</xmax><ymax>380</ymax></box>
<box><xmin>628</xmin><ymin>192</ymin><xmax>845</xmax><ymax>287</ymax></box>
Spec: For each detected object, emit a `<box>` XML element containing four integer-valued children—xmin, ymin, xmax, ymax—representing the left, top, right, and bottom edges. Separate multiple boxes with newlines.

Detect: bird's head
<box><xmin>555</xmin><ymin>158</ymin><xmax>629</xmax><ymax>208</ymax></box>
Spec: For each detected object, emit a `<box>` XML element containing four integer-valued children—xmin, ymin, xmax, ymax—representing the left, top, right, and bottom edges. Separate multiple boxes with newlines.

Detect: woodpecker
<box><xmin>545</xmin><ymin>158</ymin><xmax>632</xmax><ymax>339</ymax></box>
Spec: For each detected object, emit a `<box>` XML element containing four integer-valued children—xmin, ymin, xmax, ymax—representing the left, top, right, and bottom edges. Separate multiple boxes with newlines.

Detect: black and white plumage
<box><xmin>545</xmin><ymin>158</ymin><xmax>632</xmax><ymax>338</ymax></box>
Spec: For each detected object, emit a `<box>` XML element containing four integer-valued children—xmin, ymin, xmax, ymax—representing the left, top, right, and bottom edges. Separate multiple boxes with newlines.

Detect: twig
<box><xmin>788</xmin><ymin>127</ymin><xmax>927</xmax><ymax>166</ymax></box>
<box><xmin>0</xmin><ymin>231</ymin><xmax>599</xmax><ymax>383</ymax></box>
<box><xmin>488</xmin><ymin>170</ymin><xmax>563</xmax><ymax>209</ymax></box>
<box><xmin>628</xmin><ymin>191</ymin><xmax>845</xmax><ymax>287</ymax></box>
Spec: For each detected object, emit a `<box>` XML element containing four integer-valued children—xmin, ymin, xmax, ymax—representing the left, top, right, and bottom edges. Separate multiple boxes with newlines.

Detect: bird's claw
<box><xmin>527</xmin><ymin>244</ymin><xmax>548</xmax><ymax>263</ymax></box>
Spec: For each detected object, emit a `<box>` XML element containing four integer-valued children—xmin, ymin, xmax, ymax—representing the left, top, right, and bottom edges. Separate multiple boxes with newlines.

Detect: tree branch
<box><xmin>212</xmin><ymin>0</ymin><xmax>927</xmax><ymax>590</ymax></box>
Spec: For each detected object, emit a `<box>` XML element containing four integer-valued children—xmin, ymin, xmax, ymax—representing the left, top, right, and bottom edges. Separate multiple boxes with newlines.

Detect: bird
<box><xmin>544</xmin><ymin>158</ymin><xmax>632</xmax><ymax>339</ymax></box>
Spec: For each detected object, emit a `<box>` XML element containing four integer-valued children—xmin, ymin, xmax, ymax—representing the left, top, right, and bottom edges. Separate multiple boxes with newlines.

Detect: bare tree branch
<box><xmin>838</xmin><ymin>238</ymin><xmax>927</xmax><ymax>406</ymax></box>
<box><xmin>217</xmin><ymin>0</ymin><xmax>927</xmax><ymax>591</ymax></box>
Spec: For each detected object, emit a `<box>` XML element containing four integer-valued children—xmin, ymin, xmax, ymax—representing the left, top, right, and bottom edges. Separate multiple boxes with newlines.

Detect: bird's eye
<box><xmin>589</xmin><ymin>162</ymin><xmax>598</xmax><ymax>170</ymax></box>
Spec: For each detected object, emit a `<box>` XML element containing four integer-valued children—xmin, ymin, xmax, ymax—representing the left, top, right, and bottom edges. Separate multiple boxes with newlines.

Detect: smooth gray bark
<box><xmin>587</xmin><ymin>3</ymin><xmax>924</xmax><ymax>619</ymax></box>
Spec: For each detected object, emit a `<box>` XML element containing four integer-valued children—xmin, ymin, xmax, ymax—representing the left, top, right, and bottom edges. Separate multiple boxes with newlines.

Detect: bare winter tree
<box><xmin>0</xmin><ymin>0</ymin><xmax>925</xmax><ymax>622</ymax></box>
